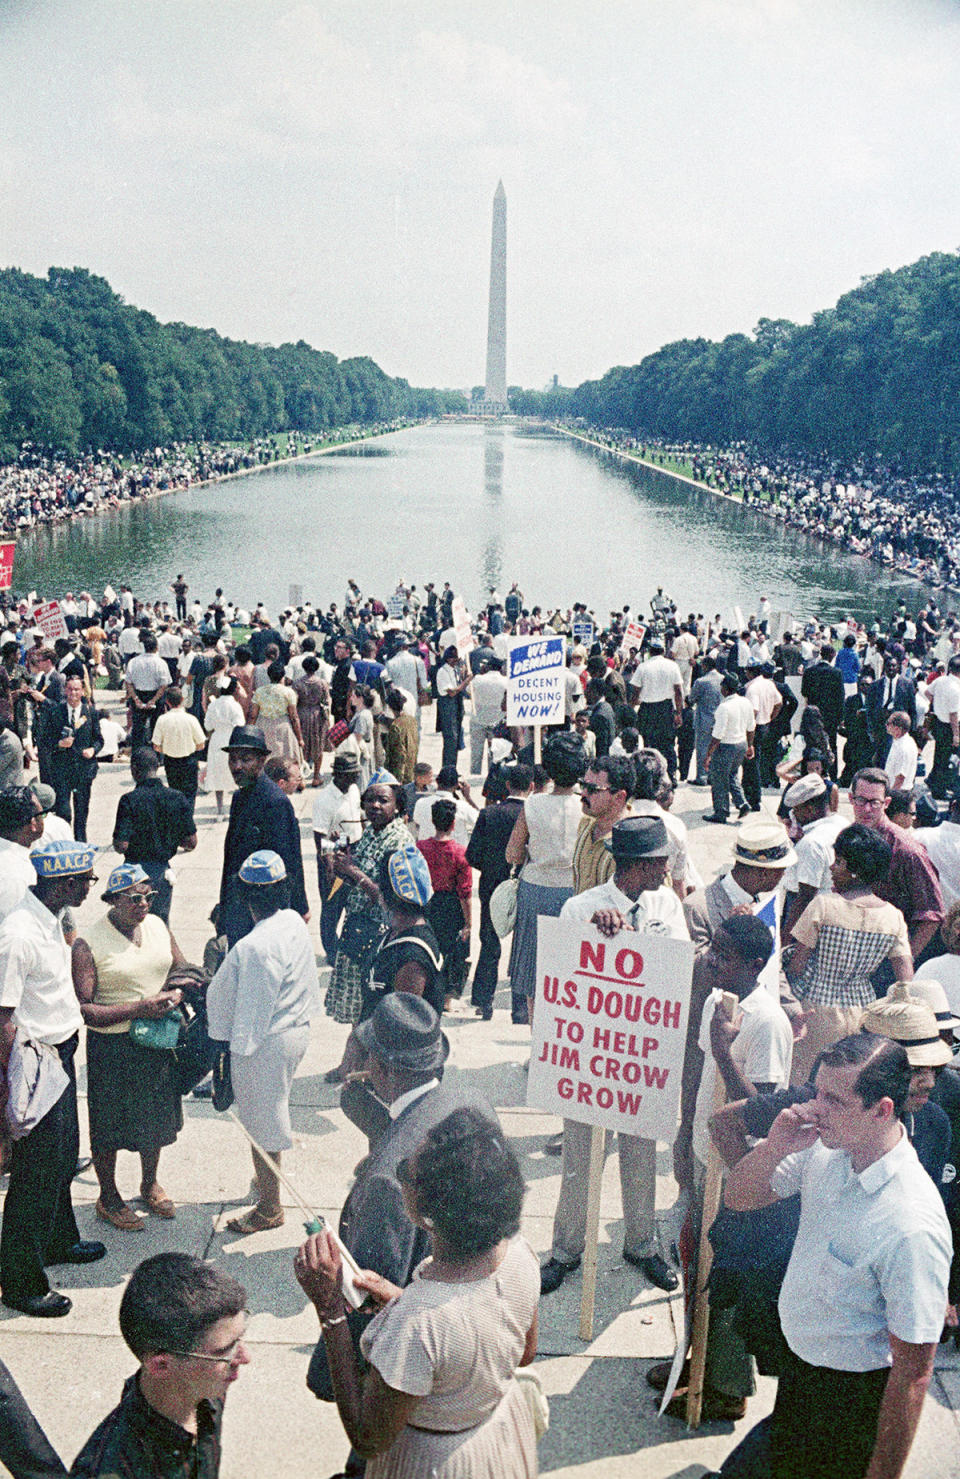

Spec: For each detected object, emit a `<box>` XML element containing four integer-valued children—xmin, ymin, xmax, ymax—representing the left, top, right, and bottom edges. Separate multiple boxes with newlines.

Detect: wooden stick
<box><xmin>686</xmin><ymin>990</ymin><xmax>737</xmax><ymax>1428</ymax></box>
<box><xmin>578</xmin><ymin>1124</ymin><xmax>606</xmax><ymax>1341</ymax></box>
<box><xmin>533</xmin><ymin>723</ymin><xmax>542</xmax><ymax>764</ymax></box>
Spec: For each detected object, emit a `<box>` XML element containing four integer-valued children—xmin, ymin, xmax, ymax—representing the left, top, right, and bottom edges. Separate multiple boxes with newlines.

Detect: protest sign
<box><xmin>288</xmin><ymin>584</ymin><xmax>303</xmax><ymax>609</ymax></box>
<box><xmin>386</xmin><ymin>593</ymin><xmax>406</xmax><ymax>619</ymax></box>
<box><xmin>767</xmin><ymin>610</ymin><xmax>794</xmax><ymax>643</ymax></box>
<box><xmin>451</xmin><ymin>596</ymin><xmax>474</xmax><ymax>657</ymax></box>
<box><xmin>571</xmin><ymin>618</ymin><xmax>594</xmax><ymax>645</ymax></box>
<box><xmin>526</xmin><ymin>917</ymin><xmax>692</xmax><ymax>1142</ymax></box>
<box><xmin>619</xmin><ymin>620</ymin><xmax>647</xmax><ymax>657</ymax></box>
<box><xmin>0</xmin><ymin>542</ymin><xmax>14</xmax><ymax>591</ymax></box>
<box><xmin>506</xmin><ymin>635</ymin><xmax>565</xmax><ymax>726</ymax></box>
<box><xmin>32</xmin><ymin>600</ymin><xmax>68</xmax><ymax>642</ymax></box>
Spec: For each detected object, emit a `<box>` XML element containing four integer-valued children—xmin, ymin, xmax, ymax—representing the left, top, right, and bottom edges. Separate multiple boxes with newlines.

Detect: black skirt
<box><xmin>86</xmin><ymin>1029</ymin><xmax>184</xmax><ymax>1154</ymax></box>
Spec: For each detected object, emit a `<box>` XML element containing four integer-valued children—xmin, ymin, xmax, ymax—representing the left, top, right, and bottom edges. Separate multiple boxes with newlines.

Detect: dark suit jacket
<box><xmin>339</xmin><ymin>1081</ymin><xmax>497</xmax><ymax>1288</ymax></box>
<box><xmin>800</xmin><ymin>662</ymin><xmax>846</xmax><ymax>732</ymax></box>
<box><xmin>46</xmin><ymin>700</ymin><xmax>102</xmax><ymax>786</ymax></box>
<box><xmin>219</xmin><ymin>772</ymin><xmax>307</xmax><ymax>944</ymax></box>
<box><xmin>865</xmin><ymin>675</ymin><xmax>918</xmax><ymax>741</ymax></box>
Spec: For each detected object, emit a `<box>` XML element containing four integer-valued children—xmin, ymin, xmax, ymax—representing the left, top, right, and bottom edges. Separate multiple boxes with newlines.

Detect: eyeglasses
<box><xmin>172</xmin><ymin>1323</ymin><xmax>249</xmax><ymax>1365</ymax></box>
<box><xmin>580</xmin><ymin>781</ymin><xmax>611</xmax><ymax>796</ymax></box>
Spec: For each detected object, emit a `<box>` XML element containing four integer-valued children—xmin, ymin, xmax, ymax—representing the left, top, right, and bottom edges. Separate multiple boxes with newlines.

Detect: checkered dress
<box><xmin>792</xmin><ymin>894</ymin><xmax>910</xmax><ymax>1008</ymax></box>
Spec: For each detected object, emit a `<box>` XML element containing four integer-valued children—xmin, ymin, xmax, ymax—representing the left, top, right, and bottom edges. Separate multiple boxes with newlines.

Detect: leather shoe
<box><xmin>663</xmin><ymin>1387</ymin><xmax>747</xmax><ymax>1422</ymax></box>
<box><xmin>646</xmin><ymin>1358</ymin><xmax>689</xmax><ymax>1391</ymax></box>
<box><xmin>624</xmin><ymin>1250</ymin><xmax>679</xmax><ymax>1291</ymax></box>
<box><xmin>540</xmin><ymin>1256</ymin><xmax>580</xmax><ymax>1295</ymax></box>
<box><xmin>2</xmin><ymin>1291</ymin><xmax>72</xmax><ymax>1318</ymax></box>
<box><xmin>737</xmin><ymin>804</ymin><xmax>751</xmax><ymax>818</ymax></box>
<box><xmin>702</xmin><ymin>813</ymin><xmax>729</xmax><ymax>824</ymax></box>
<box><xmin>47</xmin><ymin>1241</ymin><xmax>107</xmax><ymax>1266</ymax></box>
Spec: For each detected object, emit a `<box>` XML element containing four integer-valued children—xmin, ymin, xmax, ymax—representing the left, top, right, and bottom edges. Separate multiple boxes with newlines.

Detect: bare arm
<box><xmin>863</xmin><ymin>1335</ymin><xmax>937</xmax><ymax>1479</ymax></box>
<box><xmin>724</xmin><ymin>1104</ymin><xmax>819</xmax><ymax>1211</ymax></box>
<box><xmin>708</xmin><ymin>1098</ymin><xmax>753</xmax><ymax>1168</ymax></box>
<box><xmin>72</xmin><ymin>939</ymin><xmax>182</xmax><ymax>1026</ymax></box>
<box><xmin>908</xmin><ymin>920</ymin><xmax>938</xmax><ymax>961</ymax></box>
<box><xmin>505</xmin><ymin>810</ymin><xmax>529</xmax><ymax>868</ymax></box>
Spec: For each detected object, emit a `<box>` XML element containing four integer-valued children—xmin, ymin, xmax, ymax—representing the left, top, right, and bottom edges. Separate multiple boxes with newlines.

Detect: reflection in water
<box><xmin>481</xmin><ymin>427</ymin><xmax>505</xmax><ymax>594</ymax></box>
<box><xmin>10</xmin><ymin>423</ymin><xmax>930</xmax><ymax>622</ymax></box>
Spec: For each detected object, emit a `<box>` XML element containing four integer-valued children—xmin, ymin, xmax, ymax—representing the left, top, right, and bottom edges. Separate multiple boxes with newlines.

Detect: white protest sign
<box><xmin>386</xmin><ymin>594</ymin><xmax>406</xmax><ymax>619</ymax></box>
<box><xmin>506</xmin><ymin>635</ymin><xmax>565</xmax><ymax>726</ymax></box>
<box><xmin>451</xmin><ymin>596</ymin><xmax>474</xmax><ymax>657</ymax></box>
<box><xmin>572</xmin><ymin>618</ymin><xmax>594</xmax><ymax>645</ymax></box>
<box><xmin>767</xmin><ymin>610</ymin><xmax>794</xmax><ymax>643</ymax></box>
<box><xmin>619</xmin><ymin>620</ymin><xmax>647</xmax><ymax>657</ymax></box>
<box><xmin>32</xmin><ymin>601</ymin><xmax>68</xmax><ymax>642</ymax></box>
<box><xmin>526</xmin><ymin>917</ymin><xmax>693</xmax><ymax>1142</ymax></box>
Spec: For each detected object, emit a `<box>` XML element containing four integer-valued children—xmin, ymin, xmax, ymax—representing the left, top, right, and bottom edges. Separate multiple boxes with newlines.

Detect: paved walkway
<box><xmin>3</xmin><ymin>703</ymin><xmax>959</xmax><ymax>1477</ymax></box>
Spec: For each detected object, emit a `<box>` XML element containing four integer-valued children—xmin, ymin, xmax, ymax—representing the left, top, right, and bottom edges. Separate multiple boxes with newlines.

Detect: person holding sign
<box><xmin>540</xmin><ymin>816</ymin><xmax>688</xmax><ymax>1296</ymax></box>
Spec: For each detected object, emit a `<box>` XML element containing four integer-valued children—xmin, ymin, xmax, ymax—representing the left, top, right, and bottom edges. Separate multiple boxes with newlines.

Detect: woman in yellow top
<box><xmin>72</xmin><ymin>865</ymin><xmax>186</xmax><ymax>1232</ymax></box>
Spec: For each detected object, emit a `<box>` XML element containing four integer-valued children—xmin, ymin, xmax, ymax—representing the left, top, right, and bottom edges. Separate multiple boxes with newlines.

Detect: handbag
<box><xmin>338</xmin><ymin>908</ymin><xmax>385</xmax><ymax>973</ymax></box>
<box><xmin>211</xmin><ymin>1042</ymin><xmax>233</xmax><ymax>1112</ymax></box>
<box><xmin>490</xmin><ymin>874</ymin><xmax>519</xmax><ymax>939</ymax></box>
<box><xmin>129</xmin><ymin>1010</ymin><xmax>182</xmax><ymax>1050</ymax></box>
<box><xmin>5</xmin><ymin>1033</ymin><xmax>70</xmax><ymax>1140</ymax></box>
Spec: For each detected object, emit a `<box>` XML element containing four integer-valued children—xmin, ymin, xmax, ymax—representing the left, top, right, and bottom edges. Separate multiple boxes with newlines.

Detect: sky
<box><xmin>2</xmin><ymin>0</ymin><xmax>960</xmax><ymax>391</ymax></box>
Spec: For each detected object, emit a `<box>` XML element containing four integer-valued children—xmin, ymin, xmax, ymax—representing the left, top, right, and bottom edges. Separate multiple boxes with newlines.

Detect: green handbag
<box><xmin>129</xmin><ymin>1010</ymin><xmax>182</xmax><ymax>1050</ymax></box>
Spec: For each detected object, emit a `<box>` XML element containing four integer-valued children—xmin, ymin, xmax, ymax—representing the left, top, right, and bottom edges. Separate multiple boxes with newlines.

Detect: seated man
<box><xmin>71</xmin><ymin>1253</ymin><xmax>249</xmax><ymax>1477</ymax></box>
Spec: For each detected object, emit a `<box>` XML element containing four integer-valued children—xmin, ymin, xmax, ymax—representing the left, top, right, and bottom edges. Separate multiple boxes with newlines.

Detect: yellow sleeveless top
<box><xmin>84</xmin><ymin>913</ymin><xmax>173</xmax><ymax>1035</ymax></box>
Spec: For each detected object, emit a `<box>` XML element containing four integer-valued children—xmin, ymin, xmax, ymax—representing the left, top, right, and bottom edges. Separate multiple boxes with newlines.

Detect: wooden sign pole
<box><xmin>686</xmin><ymin>990</ymin><xmax>737</xmax><ymax>1428</ymax></box>
<box><xmin>578</xmin><ymin>1124</ymin><xmax>606</xmax><ymax>1341</ymax></box>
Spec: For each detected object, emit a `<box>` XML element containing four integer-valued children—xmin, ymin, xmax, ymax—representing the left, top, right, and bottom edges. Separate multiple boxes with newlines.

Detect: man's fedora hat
<box><xmin>223</xmin><ymin>725</ymin><xmax>270</xmax><ymax>754</ymax></box>
<box><xmin>605</xmin><ymin>816</ymin><xmax>671</xmax><ymax>860</ymax></box>
<box><xmin>355</xmin><ymin>994</ymin><xmax>449</xmax><ymax>1074</ymax></box>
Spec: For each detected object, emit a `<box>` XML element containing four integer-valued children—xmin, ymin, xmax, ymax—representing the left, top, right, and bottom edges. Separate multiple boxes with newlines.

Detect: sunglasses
<box><xmin>580</xmin><ymin>781</ymin><xmax>611</xmax><ymax>795</ymax></box>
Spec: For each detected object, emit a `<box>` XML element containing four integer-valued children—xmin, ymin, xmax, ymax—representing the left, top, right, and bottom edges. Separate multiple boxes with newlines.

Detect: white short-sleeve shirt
<box><xmin>693</xmin><ymin>984</ymin><xmax>793</xmax><ymax>1164</ymax></box>
<box><xmin>772</xmin><ymin>1131</ymin><xmax>951</xmax><ymax>1370</ymax></box>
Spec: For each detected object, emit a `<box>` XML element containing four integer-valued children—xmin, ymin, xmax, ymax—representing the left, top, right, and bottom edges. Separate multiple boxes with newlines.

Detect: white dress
<box><xmin>204</xmin><ymin>694</ymin><xmax>245</xmax><ymax>792</ymax></box>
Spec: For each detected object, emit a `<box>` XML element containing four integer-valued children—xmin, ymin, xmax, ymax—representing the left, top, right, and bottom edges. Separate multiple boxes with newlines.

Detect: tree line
<box><xmin>0</xmin><ymin>266</ymin><xmax>466</xmax><ymax>459</ymax></box>
<box><xmin>512</xmin><ymin>250</ymin><xmax>960</xmax><ymax>475</ymax></box>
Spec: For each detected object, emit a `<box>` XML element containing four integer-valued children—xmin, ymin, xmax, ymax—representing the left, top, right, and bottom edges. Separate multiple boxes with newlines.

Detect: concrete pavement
<box><xmin>3</xmin><ymin>701</ymin><xmax>959</xmax><ymax>1478</ymax></box>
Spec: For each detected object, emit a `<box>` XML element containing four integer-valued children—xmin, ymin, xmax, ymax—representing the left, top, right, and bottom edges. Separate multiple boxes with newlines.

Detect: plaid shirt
<box><xmin>70</xmin><ymin>1375</ymin><xmax>222</xmax><ymax>1479</ymax></box>
<box><xmin>792</xmin><ymin>893</ymin><xmax>911</xmax><ymax>1008</ymax></box>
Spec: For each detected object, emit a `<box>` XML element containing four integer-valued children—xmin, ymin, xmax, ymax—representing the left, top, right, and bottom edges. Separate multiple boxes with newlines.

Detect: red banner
<box><xmin>0</xmin><ymin>543</ymin><xmax>14</xmax><ymax>591</ymax></box>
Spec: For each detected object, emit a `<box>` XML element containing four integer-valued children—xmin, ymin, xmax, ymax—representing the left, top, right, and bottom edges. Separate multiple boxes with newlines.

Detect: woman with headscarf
<box><xmin>207</xmin><ymin>850</ymin><xmax>321</xmax><ymax>1234</ymax></box>
<box><xmin>324</xmin><ymin>774</ymin><xmax>411</xmax><ymax>1078</ymax></box>
<box><xmin>204</xmin><ymin>674</ymin><xmax>246</xmax><ymax>815</ymax></box>
<box><xmin>72</xmin><ymin>864</ymin><xmax>186</xmax><ymax>1231</ymax></box>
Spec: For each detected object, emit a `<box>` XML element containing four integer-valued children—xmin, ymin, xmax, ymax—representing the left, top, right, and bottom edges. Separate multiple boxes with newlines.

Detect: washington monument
<box><xmin>483</xmin><ymin>180</ymin><xmax>507</xmax><ymax>411</ymax></box>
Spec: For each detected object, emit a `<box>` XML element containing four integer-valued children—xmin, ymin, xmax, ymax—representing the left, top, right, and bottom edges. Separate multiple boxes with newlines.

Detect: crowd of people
<box><xmin>578</xmin><ymin>425</ymin><xmax>960</xmax><ymax>590</ymax></box>
<box><xmin>2</xmin><ymin>568</ymin><xmax>960</xmax><ymax>1478</ymax></box>
<box><xmin>0</xmin><ymin>423</ymin><xmax>410</xmax><ymax>536</ymax></box>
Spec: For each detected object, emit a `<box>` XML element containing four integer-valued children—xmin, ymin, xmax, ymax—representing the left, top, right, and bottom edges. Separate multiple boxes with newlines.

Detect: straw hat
<box><xmin>859</xmin><ymin>984</ymin><xmax>953</xmax><ymax>1067</ymax></box>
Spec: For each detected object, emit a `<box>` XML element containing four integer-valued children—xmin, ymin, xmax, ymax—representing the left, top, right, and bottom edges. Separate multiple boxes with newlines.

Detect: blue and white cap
<box><xmin>31</xmin><ymin>840</ymin><xmax>98</xmax><ymax>877</ymax></box>
<box><xmin>104</xmin><ymin>863</ymin><xmax>149</xmax><ymax>896</ymax></box>
<box><xmin>386</xmin><ymin>845</ymin><xmax>433</xmax><ymax>908</ymax></box>
<box><xmin>368</xmin><ymin>768</ymin><xmax>399</xmax><ymax>789</ymax></box>
<box><xmin>238</xmin><ymin>850</ymin><xmax>287</xmax><ymax>885</ymax></box>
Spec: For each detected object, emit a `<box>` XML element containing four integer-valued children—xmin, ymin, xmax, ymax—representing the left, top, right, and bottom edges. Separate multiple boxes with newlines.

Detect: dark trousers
<box><xmin>1</xmin><ymin>1035</ymin><xmax>80</xmax><ymax>1301</ymax></box>
<box><xmin>53</xmin><ymin>780</ymin><xmax>92</xmax><ymax>841</ymax></box>
<box><xmin>437</xmin><ymin>695</ymin><xmax>463</xmax><ymax>770</ymax></box>
<box><xmin>318</xmin><ymin>871</ymin><xmax>347</xmax><ymax>964</ymax></box>
<box><xmin>709</xmin><ymin>741</ymin><xmax>747</xmax><ymax>820</ymax></box>
<box><xmin>929</xmin><ymin>715</ymin><xmax>957</xmax><ymax>798</ymax></box>
<box><xmin>141</xmin><ymin>860</ymin><xmax>173</xmax><ymax>924</ymax></box>
<box><xmin>721</xmin><ymin>1350</ymin><xmax>888</xmax><ymax>1479</ymax></box>
<box><xmin>175</xmin><ymin>597</ymin><xmax>187</xmax><ymax>620</ymax></box>
<box><xmin>0</xmin><ymin>1361</ymin><xmax>65</xmax><ymax>1477</ymax></box>
<box><xmin>471</xmin><ymin>883</ymin><xmax>502</xmax><ymax>1015</ymax></box>
<box><xmin>638</xmin><ymin>700</ymin><xmax>678</xmax><ymax>780</ymax></box>
<box><xmin>129</xmin><ymin>701</ymin><xmax>160</xmax><ymax>751</ymax></box>
<box><xmin>164</xmin><ymin>754</ymin><xmax>199</xmax><ymax>814</ymax></box>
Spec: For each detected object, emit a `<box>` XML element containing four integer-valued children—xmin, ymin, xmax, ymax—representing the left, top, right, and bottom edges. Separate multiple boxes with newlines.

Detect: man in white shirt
<box><xmin>914</xmin><ymin>790</ymin><xmax>960</xmax><ymax>910</ymax></box>
<box><xmin>781</xmin><ymin>772</ymin><xmax>849</xmax><ymax>938</ymax></box>
<box><xmin>411</xmin><ymin>765</ymin><xmax>477</xmax><ymax>846</ymax></box>
<box><xmin>925</xmin><ymin>654</ymin><xmax>960</xmax><ymax>798</ymax></box>
<box><xmin>745</xmin><ymin>662</ymin><xmax>782</xmax><ymax>792</ymax></box>
<box><xmin>312</xmin><ymin>753</ymin><xmax>363</xmax><ymax>964</ymax></box>
<box><xmin>723</xmin><ymin>1033</ymin><xmax>951</xmax><ymax>1479</ymax></box>
<box><xmin>468</xmin><ymin>656</ymin><xmax>507</xmax><ymax>775</ymax></box>
<box><xmin>630</xmin><ymin>639</ymin><xmax>684</xmax><ymax>783</ymax></box>
<box><xmin>884</xmin><ymin>712</ymin><xmax>919</xmax><ymax>794</ymax></box>
<box><xmin>705</xmin><ymin>675</ymin><xmax>755</xmax><ymax>823</ymax></box>
<box><xmin>0</xmin><ymin>841</ymin><xmax>107</xmax><ymax>1316</ymax></box>
<box><xmin>672</xmin><ymin>624</ymin><xmax>700</xmax><ymax>695</ymax></box>
<box><xmin>0</xmin><ymin>788</ymin><xmax>44</xmax><ymax>921</ymax></box>
<box><xmin>125</xmin><ymin>633</ymin><xmax>170</xmax><ymax>748</ymax></box>
<box><xmin>150</xmin><ymin>688</ymin><xmax>206</xmax><ymax>814</ymax></box>
<box><xmin>540</xmin><ymin>817</ymin><xmax>689</xmax><ymax>1297</ymax></box>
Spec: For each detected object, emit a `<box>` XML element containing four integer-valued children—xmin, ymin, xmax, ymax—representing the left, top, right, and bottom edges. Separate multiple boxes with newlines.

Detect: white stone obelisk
<box><xmin>483</xmin><ymin>181</ymin><xmax>507</xmax><ymax>411</ymax></box>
